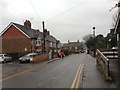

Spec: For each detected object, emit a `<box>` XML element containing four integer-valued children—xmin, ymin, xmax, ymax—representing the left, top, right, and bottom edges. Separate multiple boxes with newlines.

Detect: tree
<box><xmin>85</xmin><ymin>36</ymin><xmax>95</xmax><ymax>51</ymax></box>
<box><xmin>105</xmin><ymin>29</ymin><xmax>117</xmax><ymax>48</ymax></box>
<box><xmin>83</xmin><ymin>34</ymin><xmax>106</xmax><ymax>50</ymax></box>
<box><xmin>96</xmin><ymin>34</ymin><xmax>106</xmax><ymax>49</ymax></box>
<box><xmin>83</xmin><ymin>34</ymin><xmax>93</xmax><ymax>42</ymax></box>
<box><xmin>80</xmin><ymin>41</ymin><xmax>86</xmax><ymax>50</ymax></box>
<box><xmin>112</xmin><ymin>12</ymin><xmax>118</xmax><ymax>28</ymax></box>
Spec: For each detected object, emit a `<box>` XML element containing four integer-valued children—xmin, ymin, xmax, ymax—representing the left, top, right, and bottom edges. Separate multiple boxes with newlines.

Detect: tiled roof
<box><xmin>13</xmin><ymin>23</ymin><xmax>43</xmax><ymax>39</ymax></box>
<box><xmin>1</xmin><ymin>22</ymin><xmax>59</xmax><ymax>43</ymax></box>
<box><xmin>45</xmin><ymin>35</ymin><xmax>58</xmax><ymax>43</ymax></box>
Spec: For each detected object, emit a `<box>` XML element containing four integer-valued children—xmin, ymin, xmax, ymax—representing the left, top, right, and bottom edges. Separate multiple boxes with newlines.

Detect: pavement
<box><xmin>109</xmin><ymin>59</ymin><xmax>120</xmax><ymax>88</ymax></box>
<box><xmin>82</xmin><ymin>54</ymin><xmax>116</xmax><ymax>88</ymax></box>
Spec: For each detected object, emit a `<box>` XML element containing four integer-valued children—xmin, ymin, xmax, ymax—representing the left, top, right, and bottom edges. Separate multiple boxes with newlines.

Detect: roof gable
<box><xmin>1</xmin><ymin>22</ymin><xmax>42</xmax><ymax>39</ymax></box>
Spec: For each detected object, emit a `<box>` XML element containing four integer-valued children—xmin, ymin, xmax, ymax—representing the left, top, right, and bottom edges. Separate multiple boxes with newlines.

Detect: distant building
<box><xmin>62</xmin><ymin>40</ymin><xmax>80</xmax><ymax>53</ymax></box>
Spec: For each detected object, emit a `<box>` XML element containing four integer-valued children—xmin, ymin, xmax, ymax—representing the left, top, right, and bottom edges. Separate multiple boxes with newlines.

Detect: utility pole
<box><xmin>93</xmin><ymin>27</ymin><xmax>96</xmax><ymax>57</ymax></box>
<box><xmin>42</xmin><ymin>21</ymin><xmax>45</xmax><ymax>53</ymax></box>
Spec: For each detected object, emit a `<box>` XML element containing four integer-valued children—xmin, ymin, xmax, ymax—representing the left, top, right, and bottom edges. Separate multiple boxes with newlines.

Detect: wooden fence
<box><xmin>100</xmin><ymin>49</ymin><xmax>118</xmax><ymax>59</ymax></box>
<box><xmin>96</xmin><ymin>49</ymin><xmax>112</xmax><ymax>80</ymax></box>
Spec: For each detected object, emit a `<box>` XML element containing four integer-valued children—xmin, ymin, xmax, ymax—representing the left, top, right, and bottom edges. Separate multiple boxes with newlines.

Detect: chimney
<box><xmin>110</xmin><ymin>28</ymin><xmax>115</xmax><ymax>34</ymax></box>
<box><xmin>68</xmin><ymin>40</ymin><xmax>70</xmax><ymax>43</ymax></box>
<box><xmin>24</xmin><ymin>20</ymin><xmax>31</xmax><ymax>29</ymax></box>
<box><xmin>47</xmin><ymin>31</ymin><xmax>50</xmax><ymax>35</ymax></box>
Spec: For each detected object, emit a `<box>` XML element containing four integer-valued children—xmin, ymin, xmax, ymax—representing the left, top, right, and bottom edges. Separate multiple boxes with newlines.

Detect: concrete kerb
<box><xmin>46</xmin><ymin>58</ymin><xmax>60</xmax><ymax>63</ymax></box>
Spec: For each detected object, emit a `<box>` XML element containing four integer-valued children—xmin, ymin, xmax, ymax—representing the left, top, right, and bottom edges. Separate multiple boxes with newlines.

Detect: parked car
<box><xmin>19</xmin><ymin>53</ymin><xmax>38</xmax><ymax>63</ymax></box>
<box><xmin>80</xmin><ymin>49</ymin><xmax>85</xmax><ymax>53</ymax></box>
<box><xmin>0</xmin><ymin>54</ymin><xmax>12</xmax><ymax>63</ymax></box>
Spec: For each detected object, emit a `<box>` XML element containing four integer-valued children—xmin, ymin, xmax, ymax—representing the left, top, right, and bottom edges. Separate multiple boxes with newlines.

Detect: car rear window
<box><xmin>4</xmin><ymin>55</ymin><xmax>9</xmax><ymax>57</ymax></box>
<box><xmin>0</xmin><ymin>55</ymin><xmax>3</xmax><ymax>57</ymax></box>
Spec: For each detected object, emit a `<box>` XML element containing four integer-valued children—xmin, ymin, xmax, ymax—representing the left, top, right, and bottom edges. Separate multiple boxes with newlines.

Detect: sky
<box><xmin>0</xmin><ymin>0</ymin><xmax>119</xmax><ymax>43</ymax></box>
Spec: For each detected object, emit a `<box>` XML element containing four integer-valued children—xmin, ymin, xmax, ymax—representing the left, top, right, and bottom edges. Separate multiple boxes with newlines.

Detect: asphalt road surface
<box><xmin>1</xmin><ymin>53</ymin><xmax>116</xmax><ymax>88</ymax></box>
<box><xmin>2</xmin><ymin>54</ymin><xmax>85</xmax><ymax>88</ymax></box>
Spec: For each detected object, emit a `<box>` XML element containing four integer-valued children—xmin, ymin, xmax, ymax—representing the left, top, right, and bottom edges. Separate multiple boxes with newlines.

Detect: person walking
<box><xmin>60</xmin><ymin>50</ymin><xmax>65</xmax><ymax>58</ymax></box>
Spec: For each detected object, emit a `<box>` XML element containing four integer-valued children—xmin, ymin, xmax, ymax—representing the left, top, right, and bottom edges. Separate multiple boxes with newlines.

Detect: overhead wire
<box><xmin>45</xmin><ymin>2</ymin><xmax>85</xmax><ymax>22</ymax></box>
<box><xmin>1</xmin><ymin>3</ymin><xmax>34</xmax><ymax>23</ymax></box>
<box><xmin>29</xmin><ymin>0</ymin><xmax>43</xmax><ymax>22</ymax></box>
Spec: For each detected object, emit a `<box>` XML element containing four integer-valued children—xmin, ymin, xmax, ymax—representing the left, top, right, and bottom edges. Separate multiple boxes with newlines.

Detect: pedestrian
<box><xmin>60</xmin><ymin>50</ymin><xmax>65</xmax><ymax>58</ymax></box>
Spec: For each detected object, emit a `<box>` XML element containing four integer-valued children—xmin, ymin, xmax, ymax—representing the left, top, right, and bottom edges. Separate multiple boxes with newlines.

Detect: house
<box><xmin>0</xmin><ymin>20</ymin><xmax>61</xmax><ymax>59</ymax></box>
<box><xmin>0</xmin><ymin>20</ymin><xmax>42</xmax><ymax>58</ymax></box>
<box><xmin>62</xmin><ymin>40</ymin><xmax>80</xmax><ymax>53</ymax></box>
<box><xmin>44</xmin><ymin>29</ymin><xmax>61</xmax><ymax>53</ymax></box>
<box><xmin>114</xmin><ymin>11</ymin><xmax>120</xmax><ymax>62</ymax></box>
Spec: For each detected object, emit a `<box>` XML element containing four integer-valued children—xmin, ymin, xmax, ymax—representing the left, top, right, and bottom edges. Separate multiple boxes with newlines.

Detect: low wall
<box><xmin>53</xmin><ymin>53</ymin><xmax>58</xmax><ymax>58</ymax></box>
<box><xmin>31</xmin><ymin>53</ymin><xmax>48</xmax><ymax>63</ymax></box>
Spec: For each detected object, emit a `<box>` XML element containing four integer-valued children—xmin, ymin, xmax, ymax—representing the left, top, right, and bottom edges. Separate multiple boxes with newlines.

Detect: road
<box><xmin>2</xmin><ymin>53</ymin><xmax>116</xmax><ymax>88</ymax></box>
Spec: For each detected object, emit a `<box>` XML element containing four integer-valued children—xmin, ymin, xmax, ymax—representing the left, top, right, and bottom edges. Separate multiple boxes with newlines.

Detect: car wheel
<box><xmin>2</xmin><ymin>60</ymin><xmax>5</xmax><ymax>63</ymax></box>
<box><xmin>27</xmin><ymin>60</ymin><xmax>30</xmax><ymax>63</ymax></box>
<box><xmin>20</xmin><ymin>61</ymin><xmax>23</xmax><ymax>64</ymax></box>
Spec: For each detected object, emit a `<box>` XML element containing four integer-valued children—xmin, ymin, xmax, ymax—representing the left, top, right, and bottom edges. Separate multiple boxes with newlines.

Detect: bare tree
<box><xmin>112</xmin><ymin>12</ymin><xmax>119</xmax><ymax>28</ymax></box>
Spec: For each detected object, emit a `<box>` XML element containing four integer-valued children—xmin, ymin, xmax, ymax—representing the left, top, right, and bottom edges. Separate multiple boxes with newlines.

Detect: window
<box><xmin>36</xmin><ymin>39</ymin><xmax>42</xmax><ymax>46</ymax></box>
<box><xmin>49</xmin><ymin>42</ymin><xmax>52</xmax><ymax>47</ymax></box>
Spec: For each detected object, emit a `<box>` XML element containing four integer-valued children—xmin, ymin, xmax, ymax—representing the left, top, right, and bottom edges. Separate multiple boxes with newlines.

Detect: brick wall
<box><xmin>2</xmin><ymin>38</ymin><xmax>32</xmax><ymax>53</ymax></box>
<box><xmin>1</xmin><ymin>25</ymin><xmax>32</xmax><ymax>53</ymax></box>
<box><xmin>32</xmin><ymin>53</ymin><xmax>48</xmax><ymax>63</ymax></box>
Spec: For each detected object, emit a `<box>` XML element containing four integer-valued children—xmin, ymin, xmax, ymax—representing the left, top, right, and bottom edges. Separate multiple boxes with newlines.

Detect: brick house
<box><xmin>114</xmin><ymin>12</ymin><xmax>120</xmax><ymax>62</ymax></box>
<box><xmin>44</xmin><ymin>29</ymin><xmax>61</xmax><ymax>53</ymax></box>
<box><xmin>0</xmin><ymin>20</ymin><xmax>42</xmax><ymax>58</ymax></box>
<box><xmin>0</xmin><ymin>20</ymin><xmax>61</xmax><ymax>59</ymax></box>
<box><xmin>62</xmin><ymin>40</ymin><xmax>80</xmax><ymax>53</ymax></box>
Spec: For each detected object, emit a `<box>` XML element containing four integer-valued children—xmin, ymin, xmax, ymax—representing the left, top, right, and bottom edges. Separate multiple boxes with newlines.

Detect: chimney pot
<box><xmin>24</xmin><ymin>20</ymin><xmax>31</xmax><ymax>29</ymax></box>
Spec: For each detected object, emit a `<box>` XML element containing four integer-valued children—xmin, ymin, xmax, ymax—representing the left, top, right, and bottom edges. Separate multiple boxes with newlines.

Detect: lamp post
<box><xmin>93</xmin><ymin>27</ymin><xmax>96</xmax><ymax>57</ymax></box>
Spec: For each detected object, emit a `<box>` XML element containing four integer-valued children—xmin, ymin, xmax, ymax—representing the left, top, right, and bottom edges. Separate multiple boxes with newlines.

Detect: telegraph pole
<box><xmin>42</xmin><ymin>21</ymin><xmax>45</xmax><ymax>53</ymax></box>
<box><xmin>93</xmin><ymin>27</ymin><xmax>96</xmax><ymax>57</ymax></box>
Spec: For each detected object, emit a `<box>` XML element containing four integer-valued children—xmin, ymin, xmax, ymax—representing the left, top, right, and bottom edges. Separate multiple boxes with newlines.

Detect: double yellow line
<box><xmin>71</xmin><ymin>64</ymin><xmax>85</xmax><ymax>89</ymax></box>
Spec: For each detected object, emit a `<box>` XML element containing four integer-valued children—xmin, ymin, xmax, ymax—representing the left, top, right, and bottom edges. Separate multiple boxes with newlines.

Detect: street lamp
<box><xmin>93</xmin><ymin>27</ymin><xmax>96</xmax><ymax>57</ymax></box>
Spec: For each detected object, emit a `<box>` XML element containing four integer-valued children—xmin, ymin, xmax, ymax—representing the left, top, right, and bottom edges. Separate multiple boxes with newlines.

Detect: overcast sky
<box><xmin>0</xmin><ymin>0</ymin><xmax>119</xmax><ymax>43</ymax></box>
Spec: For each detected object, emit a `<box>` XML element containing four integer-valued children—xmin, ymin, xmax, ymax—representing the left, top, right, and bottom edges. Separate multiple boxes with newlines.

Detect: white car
<box><xmin>0</xmin><ymin>54</ymin><xmax>12</xmax><ymax>63</ymax></box>
<box><xmin>19</xmin><ymin>53</ymin><xmax>37</xmax><ymax>63</ymax></box>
